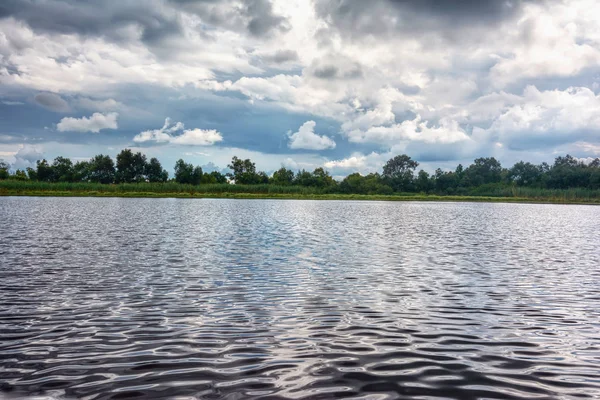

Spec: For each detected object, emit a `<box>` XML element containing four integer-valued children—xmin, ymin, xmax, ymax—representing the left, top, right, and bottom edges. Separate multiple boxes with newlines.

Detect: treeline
<box><xmin>1</xmin><ymin>149</ymin><xmax>600</xmax><ymax>195</ymax></box>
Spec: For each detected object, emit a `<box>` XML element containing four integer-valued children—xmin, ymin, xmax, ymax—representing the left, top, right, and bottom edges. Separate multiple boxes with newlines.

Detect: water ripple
<box><xmin>1</xmin><ymin>198</ymin><xmax>600</xmax><ymax>399</ymax></box>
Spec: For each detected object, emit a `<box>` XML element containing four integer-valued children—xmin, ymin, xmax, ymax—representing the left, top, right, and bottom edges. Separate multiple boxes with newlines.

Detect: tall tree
<box><xmin>415</xmin><ymin>169</ymin><xmax>433</xmax><ymax>193</ymax></box>
<box><xmin>0</xmin><ymin>160</ymin><xmax>9</xmax><ymax>180</ymax></box>
<box><xmin>52</xmin><ymin>156</ymin><xmax>74</xmax><ymax>182</ymax></box>
<box><xmin>73</xmin><ymin>161</ymin><xmax>91</xmax><ymax>182</ymax></box>
<box><xmin>146</xmin><ymin>157</ymin><xmax>168</xmax><ymax>182</ymax></box>
<box><xmin>382</xmin><ymin>154</ymin><xmax>419</xmax><ymax>192</ymax></box>
<box><xmin>26</xmin><ymin>167</ymin><xmax>38</xmax><ymax>181</ymax></box>
<box><xmin>174</xmin><ymin>159</ymin><xmax>202</xmax><ymax>184</ymax></box>
<box><xmin>36</xmin><ymin>159</ymin><xmax>54</xmax><ymax>182</ymax></box>
<box><xmin>227</xmin><ymin>156</ymin><xmax>260</xmax><ymax>184</ymax></box>
<box><xmin>271</xmin><ymin>167</ymin><xmax>295</xmax><ymax>185</ymax></box>
<box><xmin>464</xmin><ymin>157</ymin><xmax>502</xmax><ymax>186</ymax></box>
<box><xmin>508</xmin><ymin>161</ymin><xmax>542</xmax><ymax>186</ymax></box>
<box><xmin>116</xmin><ymin>149</ymin><xmax>146</xmax><ymax>183</ymax></box>
<box><xmin>89</xmin><ymin>155</ymin><xmax>115</xmax><ymax>184</ymax></box>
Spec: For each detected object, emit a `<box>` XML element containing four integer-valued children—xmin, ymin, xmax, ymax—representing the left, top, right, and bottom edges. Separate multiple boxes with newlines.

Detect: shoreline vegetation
<box><xmin>1</xmin><ymin>149</ymin><xmax>600</xmax><ymax>204</ymax></box>
<box><xmin>1</xmin><ymin>181</ymin><xmax>599</xmax><ymax>204</ymax></box>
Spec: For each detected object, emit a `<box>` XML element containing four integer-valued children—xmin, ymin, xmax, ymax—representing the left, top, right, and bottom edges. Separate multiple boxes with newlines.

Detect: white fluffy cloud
<box><xmin>56</xmin><ymin>112</ymin><xmax>118</xmax><ymax>133</ymax></box>
<box><xmin>346</xmin><ymin>115</ymin><xmax>471</xmax><ymax>145</ymax></box>
<box><xmin>324</xmin><ymin>155</ymin><xmax>367</xmax><ymax>170</ymax></box>
<box><xmin>489</xmin><ymin>2</ymin><xmax>600</xmax><ymax>88</ymax></box>
<box><xmin>470</xmin><ymin>86</ymin><xmax>600</xmax><ymax>150</ymax></box>
<box><xmin>133</xmin><ymin>118</ymin><xmax>223</xmax><ymax>146</ymax></box>
<box><xmin>171</xmin><ymin>129</ymin><xmax>224</xmax><ymax>146</ymax></box>
<box><xmin>288</xmin><ymin>120</ymin><xmax>336</xmax><ymax>150</ymax></box>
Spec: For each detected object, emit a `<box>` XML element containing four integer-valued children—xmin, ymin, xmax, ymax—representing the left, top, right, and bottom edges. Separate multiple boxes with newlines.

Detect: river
<box><xmin>1</xmin><ymin>197</ymin><xmax>599</xmax><ymax>399</ymax></box>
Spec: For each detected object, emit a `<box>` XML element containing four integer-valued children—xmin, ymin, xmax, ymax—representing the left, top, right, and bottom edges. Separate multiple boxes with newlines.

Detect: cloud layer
<box><xmin>0</xmin><ymin>0</ymin><xmax>599</xmax><ymax>175</ymax></box>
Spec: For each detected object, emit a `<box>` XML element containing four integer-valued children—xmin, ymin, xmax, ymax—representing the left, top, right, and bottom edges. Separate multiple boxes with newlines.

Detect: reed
<box><xmin>2</xmin><ymin>180</ymin><xmax>599</xmax><ymax>204</ymax></box>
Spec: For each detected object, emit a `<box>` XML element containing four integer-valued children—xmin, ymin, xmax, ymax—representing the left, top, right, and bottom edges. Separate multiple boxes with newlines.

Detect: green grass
<box><xmin>0</xmin><ymin>180</ymin><xmax>329</xmax><ymax>195</ymax></box>
<box><xmin>1</xmin><ymin>180</ymin><xmax>600</xmax><ymax>204</ymax></box>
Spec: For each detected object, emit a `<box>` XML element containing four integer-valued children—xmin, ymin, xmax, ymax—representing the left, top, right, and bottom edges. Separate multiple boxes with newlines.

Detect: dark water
<box><xmin>1</xmin><ymin>197</ymin><xmax>600</xmax><ymax>400</ymax></box>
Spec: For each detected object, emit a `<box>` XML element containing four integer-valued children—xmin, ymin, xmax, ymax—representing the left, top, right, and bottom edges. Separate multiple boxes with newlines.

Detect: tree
<box><xmin>508</xmin><ymin>161</ymin><xmax>542</xmax><ymax>186</ymax></box>
<box><xmin>312</xmin><ymin>167</ymin><xmax>335</xmax><ymax>187</ymax></box>
<box><xmin>463</xmin><ymin>157</ymin><xmax>502</xmax><ymax>186</ymax></box>
<box><xmin>257</xmin><ymin>171</ymin><xmax>270</xmax><ymax>184</ymax></box>
<box><xmin>553</xmin><ymin>154</ymin><xmax>580</xmax><ymax>168</ymax></box>
<box><xmin>89</xmin><ymin>155</ymin><xmax>115</xmax><ymax>184</ymax></box>
<box><xmin>547</xmin><ymin>154</ymin><xmax>589</xmax><ymax>189</ymax></box>
<box><xmin>52</xmin><ymin>156</ymin><xmax>74</xmax><ymax>182</ymax></box>
<box><xmin>73</xmin><ymin>161</ymin><xmax>91</xmax><ymax>182</ymax></box>
<box><xmin>146</xmin><ymin>157</ymin><xmax>168</xmax><ymax>182</ymax></box>
<box><xmin>36</xmin><ymin>159</ymin><xmax>54</xmax><ymax>182</ymax></box>
<box><xmin>415</xmin><ymin>169</ymin><xmax>433</xmax><ymax>193</ymax></box>
<box><xmin>26</xmin><ymin>167</ymin><xmax>38</xmax><ymax>181</ymax></box>
<box><xmin>201</xmin><ymin>170</ymin><xmax>228</xmax><ymax>184</ymax></box>
<box><xmin>174</xmin><ymin>159</ymin><xmax>202</xmax><ymax>184</ymax></box>
<box><xmin>433</xmin><ymin>168</ymin><xmax>458</xmax><ymax>194</ymax></box>
<box><xmin>227</xmin><ymin>156</ymin><xmax>261</xmax><ymax>184</ymax></box>
<box><xmin>116</xmin><ymin>149</ymin><xmax>146</xmax><ymax>183</ymax></box>
<box><xmin>383</xmin><ymin>154</ymin><xmax>419</xmax><ymax>192</ymax></box>
<box><xmin>271</xmin><ymin>167</ymin><xmax>295</xmax><ymax>185</ymax></box>
<box><xmin>209</xmin><ymin>171</ymin><xmax>227</xmax><ymax>184</ymax></box>
<box><xmin>13</xmin><ymin>169</ymin><xmax>28</xmax><ymax>180</ymax></box>
<box><xmin>0</xmin><ymin>160</ymin><xmax>9</xmax><ymax>180</ymax></box>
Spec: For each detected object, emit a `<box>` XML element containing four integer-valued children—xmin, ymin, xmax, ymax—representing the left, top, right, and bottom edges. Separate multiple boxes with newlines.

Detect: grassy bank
<box><xmin>1</xmin><ymin>180</ymin><xmax>599</xmax><ymax>204</ymax></box>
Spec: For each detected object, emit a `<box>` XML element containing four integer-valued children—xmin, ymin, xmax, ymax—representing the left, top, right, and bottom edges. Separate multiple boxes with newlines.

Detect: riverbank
<box><xmin>2</xmin><ymin>188</ymin><xmax>599</xmax><ymax>204</ymax></box>
<box><xmin>2</xmin><ymin>181</ymin><xmax>600</xmax><ymax>204</ymax></box>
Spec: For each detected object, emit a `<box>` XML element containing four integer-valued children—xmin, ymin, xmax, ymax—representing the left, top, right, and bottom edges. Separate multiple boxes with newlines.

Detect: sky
<box><xmin>1</xmin><ymin>0</ymin><xmax>600</xmax><ymax>176</ymax></box>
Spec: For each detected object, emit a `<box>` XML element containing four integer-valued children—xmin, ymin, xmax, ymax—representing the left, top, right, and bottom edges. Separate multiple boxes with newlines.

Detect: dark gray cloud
<box><xmin>315</xmin><ymin>0</ymin><xmax>550</xmax><ymax>42</ymax></box>
<box><xmin>0</xmin><ymin>0</ymin><xmax>182</xmax><ymax>44</ymax></box>
<box><xmin>164</xmin><ymin>0</ymin><xmax>289</xmax><ymax>38</ymax></box>
<box><xmin>246</xmin><ymin>0</ymin><xmax>289</xmax><ymax>37</ymax></box>
<box><xmin>34</xmin><ymin>93</ymin><xmax>70</xmax><ymax>112</ymax></box>
<box><xmin>313</xmin><ymin>66</ymin><xmax>339</xmax><ymax>79</ymax></box>
<box><xmin>261</xmin><ymin>50</ymin><xmax>298</xmax><ymax>64</ymax></box>
<box><xmin>0</xmin><ymin>0</ymin><xmax>288</xmax><ymax>47</ymax></box>
<box><xmin>311</xmin><ymin>64</ymin><xmax>363</xmax><ymax>80</ymax></box>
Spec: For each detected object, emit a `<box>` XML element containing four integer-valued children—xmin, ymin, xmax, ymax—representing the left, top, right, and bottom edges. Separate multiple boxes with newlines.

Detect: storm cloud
<box><xmin>0</xmin><ymin>0</ymin><xmax>599</xmax><ymax>176</ymax></box>
<box><xmin>34</xmin><ymin>93</ymin><xmax>70</xmax><ymax>112</ymax></box>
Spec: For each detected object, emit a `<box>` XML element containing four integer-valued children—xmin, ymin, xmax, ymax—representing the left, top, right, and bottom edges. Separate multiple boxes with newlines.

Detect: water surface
<box><xmin>1</xmin><ymin>197</ymin><xmax>599</xmax><ymax>399</ymax></box>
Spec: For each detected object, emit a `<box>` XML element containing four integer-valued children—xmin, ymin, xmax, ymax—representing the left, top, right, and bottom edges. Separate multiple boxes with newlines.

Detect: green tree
<box><xmin>201</xmin><ymin>170</ymin><xmax>228</xmax><ymax>184</ymax></box>
<box><xmin>52</xmin><ymin>156</ymin><xmax>74</xmax><ymax>182</ymax></box>
<box><xmin>174</xmin><ymin>159</ymin><xmax>202</xmax><ymax>184</ymax></box>
<box><xmin>116</xmin><ymin>149</ymin><xmax>147</xmax><ymax>183</ymax></box>
<box><xmin>433</xmin><ymin>169</ymin><xmax>459</xmax><ymax>194</ymax></box>
<box><xmin>73</xmin><ymin>161</ymin><xmax>91</xmax><ymax>182</ymax></box>
<box><xmin>0</xmin><ymin>160</ymin><xmax>9</xmax><ymax>180</ymax></box>
<box><xmin>312</xmin><ymin>167</ymin><xmax>335</xmax><ymax>187</ymax></box>
<box><xmin>463</xmin><ymin>157</ymin><xmax>502</xmax><ymax>186</ymax></box>
<box><xmin>271</xmin><ymin>167</ymin><xmax>295</xmax><ymax>185</ymax></box>
<box><xmin>227</xmin><ymin>156</ymin><xmax>261</xmax><ymax>184</ymax></box>
<box><xmin>89</xmin><ymin>155</ymin><xmax>115</xmax><ymax>184</ymax></box>
<box><xmin>146</xmin><ymin>157</ymin><xmax>168</xmax><ymax>182</ymax></box>
<box><xmin>382</xmin><ymin>154</ymin><xmax>419</xmax><ymax>192</ymax></box>
<box><xmin>26</xmin><ymin>167</ymin><xmax>38</xmax><ymax>181</ymax></box>
<box><xmin>36</xmin><ymin>159</ymin><xmax>54</xmax><ymax>182</ymax></box>
<box><xmin>415</xmin><ymin>169</ymin><xmax>433</xmax><ymax>193</ymax></box>
<box><xmin>12</xmin><ymin>169</ymin><xmax>28</xmax><ymax>181</ymax></box>
<box><xmin>339</xmin><ymin>172</ymin><xmax>391</xmax><ymax>194</ymax></box>
<box><xmin>508</xmin><ymin>161</ymin><xmax>542</xmax><ymax>186</ymax></box>
<box><xmin>209</xmin><ymin>171</ymin><xmax>227</xmax><ymax>184</ymax></box>
<box><xmin>547</xmin><ymin>154</ymin><xmax>589</xmax><ymax>189</ymax></box>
